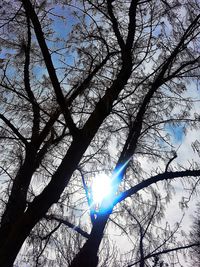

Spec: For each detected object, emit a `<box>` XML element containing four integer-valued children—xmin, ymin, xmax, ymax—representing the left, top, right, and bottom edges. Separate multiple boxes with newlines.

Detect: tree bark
<box><xmin>0</xmin><ymin>212</ymin><xmax>35</xmax><ymax>267</ymax></box>
<box><xmin>69</xmin><ymin>213</ymin><xmax>110</xmax><ymax>267</ymax></box>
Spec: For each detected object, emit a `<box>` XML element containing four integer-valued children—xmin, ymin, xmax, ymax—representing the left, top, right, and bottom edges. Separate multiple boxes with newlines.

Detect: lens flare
<box><xmin>91</xmin><ymin>157</ymin><xmax>132</xmax><ymax>208</ymax></box>
<box><xmin>91</xmin><ymin>173</ymin><xmax>112</xmax><ymax>204</ymax></box>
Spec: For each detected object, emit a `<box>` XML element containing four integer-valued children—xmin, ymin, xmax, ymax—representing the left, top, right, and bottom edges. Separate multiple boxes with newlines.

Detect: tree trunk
<box><xmin>0</xmin><ymin>146</ymin><xmax>38</xmax><ymax>244</ymax></box>
<box><xmin>0</xmin><ymin>213</ymin><xmax>34</xmax><ymax>267</ymax></box>
<box><xmin>0</xmin><ymin>138</ymin><xmax>92</xmax><ymax>266</ymax></box>
<box><xmin>69</xmin><ymin>213</ymin><xmax>110</xmax><ymax>267</ymax></box>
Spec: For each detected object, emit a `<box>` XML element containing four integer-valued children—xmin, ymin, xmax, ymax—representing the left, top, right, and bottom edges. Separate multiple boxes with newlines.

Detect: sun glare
<box><xmin>91</xmin><ymin>173</ymin><xmax>112</xmax><ymax>204</ymax></box>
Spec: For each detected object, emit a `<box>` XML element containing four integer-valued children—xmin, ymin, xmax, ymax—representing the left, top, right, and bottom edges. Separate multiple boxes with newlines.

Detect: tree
<box><xmin>0</xmin><ymin>0</ymin><xmax>200</xmax><ymax>266</ymax></box>
<box><xmin>190</xmin><ymin>203</ymin><xmax>200</xmax><ymax>266</ymax></box>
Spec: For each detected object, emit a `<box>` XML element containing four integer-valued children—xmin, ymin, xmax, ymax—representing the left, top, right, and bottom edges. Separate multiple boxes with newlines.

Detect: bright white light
<box><xmin>91</xmin><ymin>173</ymin><xmax>112</xmax><ymax>204</ymax></box>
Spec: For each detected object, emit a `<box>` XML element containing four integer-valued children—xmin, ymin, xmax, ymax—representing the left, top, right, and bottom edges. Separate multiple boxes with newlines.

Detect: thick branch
<box><xmin>24</xmin><ymin>13</ymin><xmax>40</xmax><ymax>142</ymax></box>
<box><xmin>67</xmin><ymin>52</ymin><xmax>117</xmax><ymax>105</ymax></box>
<box><xmin>158</xmin><ymin>14</ymin><xmax>200</xmax><ymax>79</ymax></box>
<box><xmin>21</xmin><ymin>0</ymin><xmax>79</xmax><ymax>137</ymax></box>
<box><xmin>166</xmin><ymin>56</ymin><xmax>200</xmax><ymax>81</ymax></box>
<box><xmin>125</xmin><ymin>0</ymin><xmax>138</xmax><ymax>51</ymax></box>
<box><xmin>107</xmin><ymin>0</ymin><xmax>125</xmax><ymax>50</ymax></box>
<box><xmin>114</xmin><ymin>170</ymin><xmax>200</xmax><ymax>206</ymax></box>
<box><xmin>110</xmin><ymin>14</ymin><xmax>200</xmax><ymax>185</ymax></box>
<box><xmin>78</xmin><ymin>168</ymin><xmax>95</xmax><ymax>225</ymax></box>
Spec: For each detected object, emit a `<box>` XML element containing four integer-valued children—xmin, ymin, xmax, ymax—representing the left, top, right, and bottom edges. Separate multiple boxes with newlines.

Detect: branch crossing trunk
<box><xmin>69</xmin><ymin>213</ymin><xmax>110</xmax><ymax>267</ymax></box>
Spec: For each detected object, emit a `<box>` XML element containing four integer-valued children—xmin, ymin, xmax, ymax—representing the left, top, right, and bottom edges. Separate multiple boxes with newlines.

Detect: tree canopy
<box><xmin>190</xmin><ymin>203</ymin><xmax>200</xmax><ymax>267</ymax></box>
<box><xmin>0</xmin><ymin>0</ymin><xmax>200</xmax><ymax>266</ymax></box>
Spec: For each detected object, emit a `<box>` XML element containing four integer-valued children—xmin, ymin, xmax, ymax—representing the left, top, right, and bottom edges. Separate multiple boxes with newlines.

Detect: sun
<box><xmin>91</xmin><ymin>173</ymin><xmax>112</xmax><ymax>205</ymax></box>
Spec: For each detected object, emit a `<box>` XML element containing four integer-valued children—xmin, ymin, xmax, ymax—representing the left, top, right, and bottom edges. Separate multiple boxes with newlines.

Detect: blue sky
<box><xmin>166</xmin><ymin>124</ymin><xmax>185</xmax><ymax>143</ymax></box>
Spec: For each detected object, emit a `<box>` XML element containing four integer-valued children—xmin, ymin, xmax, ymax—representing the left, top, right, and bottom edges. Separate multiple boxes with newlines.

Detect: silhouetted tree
<box><xmin>190</xmin><ymin>204</ymin><xmax>200</xmax><ymax>267</ymax></box>
<box><xmin>0</xmin><ymin>1</ymin><xmax>200</xmax><ymax>266</ymax></box>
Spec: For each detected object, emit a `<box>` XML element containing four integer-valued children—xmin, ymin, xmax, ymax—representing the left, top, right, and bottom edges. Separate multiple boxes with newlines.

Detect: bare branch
<box><xmin>165</xmin><ymin>152</ymin><xmax>177</xmax><ymax>172</ymax></box>
<box><xmin>127</xmin><ymin>242</ymin><xmax>200</xmax><ymax>267</ymax></box>
<box><xmin>0</xmin><ymin>114</ymin><xmax>28</xmax><ymax>146</ymax></box>
<box><xmin>45</xmin><ymin>215</ymin><xmax>90</xmax><ymax>239</ymax></box>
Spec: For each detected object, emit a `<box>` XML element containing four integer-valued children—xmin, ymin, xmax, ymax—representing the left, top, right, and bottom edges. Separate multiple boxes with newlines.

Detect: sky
<box><xmin>25</xmin><ymin>0</ymin><xmax>200</xmax><ymax>262</ymax></box>
<box><xmin>1</xmin><ymin>1</ymin><xmax>200</xmax><ymax>266</ymax></box>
